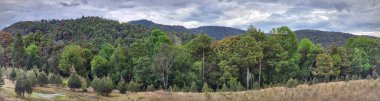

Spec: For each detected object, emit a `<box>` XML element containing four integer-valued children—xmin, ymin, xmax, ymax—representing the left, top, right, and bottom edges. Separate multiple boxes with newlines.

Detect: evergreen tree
<box><xmin>68</xmin><ymin>73</ymin><xmax>82</xmax><ymax>91</ymax></box>
<box><xmin>9</xmin><ymin>68</ymin><xmax>17</xmax><ymax>82</ymax></box>
<box><xmin>37</xmin><ymin>72</ymin><xmax>48</xmax><ymax>87</ymax></box>
<box><xmin>15</xmin><ymin>74</ymin><xmax>32</xmax><ymax>97</ymax></box>
<box><xmin>0</xmin><ymin>68</ymin><xmax>4</xmax><ymax>88</ymax></box>
<box><xmin>117</xmin><ymin>79</ymin><xmax>127</xmax><ymax>94</ymax></box>
<box><xmin>201</xmin><ymin>83</ymin><xmax>212</xmax><ymax>92</ymax></box>
<box><xmin>146</xmin><ymin>84</ymin><xmax>155</xmax><ymax>92</ymax></box>
<box><xmin>25</xmin><ymin>44</ymin><xmax>40</xmax><ymax>70</ymax></box>
<box><xmin>189</xmin><ymin>81</ymin><xmax>198</xmax><ymax>92</ymax></box>
<box><xmin>11</xmin><ymin>33</ymin><xmax>26</xmax><ymax>68</ymax></box>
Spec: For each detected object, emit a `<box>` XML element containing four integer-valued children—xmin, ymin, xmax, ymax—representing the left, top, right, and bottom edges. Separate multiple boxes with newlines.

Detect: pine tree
<box><xmin>146</xmin><ymin>84</ymin><xmax>155</xmax><ymax>92</ymax></box>
<box><xmin>117</xmin><ymin>79</ymin><xmax>127</xmax><ymax>94</ymax></box>
<box><xmin>68</xmin><ymin>73</ymin><xmax>82</xmax><ymax>91</ymax></box>
<box><xmin>11</xmin><ymin>33</ymin><xmax>26</xmax><ymax>68</ymax></box>
<box><xmin>37</xmin><ymin>72</ymin><xmax>48</xmax><ymax>87</ymax></box>
<box><xmin>9</xmin><ymin>68</ymin><xmax>17</xmax><ymax>82</ymax></box>
<box><xmin>0</xmin><ymin>68</ymin><xmax>4</xmax><ymax>88</ymax></box>
<box><xmin>201</xmin><ymin>83</ymin><xmax>212</xmax><ymax>92</ymax></box>
<box><xmin>15</xmin><ymin>74</ymin><xmax>32</xmax><ymax>97</ymax></box>
<box><xmin>189</xmin><ymin>82</ymin><xmax>198</xmax><ymax>92</ymax></box>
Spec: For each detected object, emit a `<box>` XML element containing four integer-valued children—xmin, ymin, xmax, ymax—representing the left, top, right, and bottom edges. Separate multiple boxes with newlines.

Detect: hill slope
<box><xmin>294</xmin><ymin>29</ymin><xmax>376</xmax><ymax>47</ymax></box>
<box><xmin>129</xmin><ymin>19</ymin><xmax>245</xmax><ymax>39</ymax></box>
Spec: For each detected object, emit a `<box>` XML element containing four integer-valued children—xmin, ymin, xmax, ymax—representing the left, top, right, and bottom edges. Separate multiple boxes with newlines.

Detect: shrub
<box><xmin>252</xmin><ymin>82</ymin><xmax>260</xmax><ymax>90</ymax></box>
<box><xmin>220</xmin><ymin>83</ymin><xmax>228</xmax><ymax>92</ymax></box>
<box><xmin>182</xmin><ymin>85</ymin><xmax>189</xmax><ymax>92</ymax></box>
<box><xmin>169</xmin><ymin>85</ymin><xmax>180</xmax><ymax>92</ymax></box>
<box><xmin>0</xmin><ymin>68</ymin><xmax>4</xmax><ymax>88</ymax></box>
<box><xmin>366</xmin><ymin>75</ymin><xmax>373</xmax><ymax>80</ymax></box>
<box><xmin>286</xmin><ymin>78</ymin><xmax>299</xmax><ymax>88</ymax></box>
<box><xmin>81</xmin><ymin>76</ymin><xmax>88</xmax><ymax>92</ymax></box>
<box><xmin>117</xmin><ymin>80</ymin><xmax>127</xmax><ymax>94</ymax></box>
<box><xmin>26</xmin><ymin>70</ymin><xmax>37</xmax><ymax>86</ymax></box>
<box><xmin>37</xmin><ymin>72</ymin><xmax>48</xmax><ymax>87</ymax></box>
<box><xmin>96</xmin><ymin>77</ymin><xmax>114</xmax><ymax>96</ymax></box>
<box><xmin>127</xmin><ymin>81</ymin><xmax>141</xmax><ymax>92</ymax></box>
<box><xmin>236</xmin><ymin>82</ymin><xmax>245</xmax><ymax>91</ymax></box>
<box><xmin>146</xmin><ymin>84</ymin><xmax>155</xmax><ymax>92</ymax></box>
<box><xmin>189</xmin><ymin>82</ymin><xmax>198</xmax><ymax>92</ymax></box>
<box><xmin>91</xmin><ymin>77</ymin><xmax>101</xmax><ymax>92</ymax></box>
<box><xmin>9</xmin><ymin>68</ymin><xmax>16</xmax><ymax>82</ymax></box>
<box><xmin>49</xmin><ymin>73</ymin><xmax>63</xmax><ymax>87</ymax></box>
<box><xmin>15</xmin><ymin>74</ymin><xmax>32</xmax><ymax>97</ymax></box>
<box><xmin>202</xmin><ymin>83</ymin><xmax>213</xmax><ymax>92</ymax></box>
<box><xmin>68</xmin><ymin>73</ymin><xmax>82</xmax><ymax>90</ymax></box>
<box><xmin>372</xmin><ymin>71</ymin><xmax>379</xmax><ymax>79</ymax></box>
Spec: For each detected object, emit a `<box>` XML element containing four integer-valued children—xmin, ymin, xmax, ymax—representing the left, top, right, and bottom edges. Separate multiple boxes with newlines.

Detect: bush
<box><xmin>15</xmin><ymin>74</ymin><xmax>32</xmax><ymax>97</ymax></box>
<box><xmin>220</xmin><ymin>83</ymin><xmax>228</xmax><ymax>92</ymax></box>
<box><xmin>117</xmin><ymin>80</ymin><xmax>127</xmax><ymax>94</ymax></box>
<box><xmin>236</xmin><ymin>82</ymin><xmax>245</xmax><ymax>91</ymax></box>
<box><xmin>26</xmin><ymin>70</ymin><xmax>37</xmax><ymax>86</ymax></box>
<box><xmin>286</xmin><ymin>78</ymin><xmax>299</xmax><ymax>88</ymax></box>
<box><xmin>9</xmin><ymin>68</ymin><xmax>16</xmax><ymax>82</ymax></box>
<box><xmin>189</xmin><ymin>82</ymin><xmax>198</xmax><ymax>92</ymax></box>
<box><xmin>182</xmin><ymin>85</ymin><xmax>189</xmax><ymax>92</ymax></box>
<box><xmin>95</xmin><ymin>77</ymin><xmax>114</xmax><ymax>96</ymax></box>
<box><xmin>37</xmin><ymin>72</ymin><xmax>48</xmax><ymax>87</ymax></box>
<box><xmin>49</xmin><ymin>73</ymin><xmax>63</xmax><ymax>87</ymax></box>
<box><xmin>127</xmin><ymin>81</ymin><xmax>141</xmax><ymax>92</ymax></box>
<box><xmin>252</xmin><ymin>82</ymin><xmax>260</xmax><ymax>90</ymax></box>
<box><xmin>91</xmin><ymin>77</ymin><xmax>101</xmax><ymax>92</ymax></box>
<box><xmin>169</xmin><ymin>85</ymin><xmax>180</xmax><ymax>92</ymax></box>
<box><xmin>202</xmin><ymin>83</ymin><xmax>213</xmax><ymax>92</ymax></box>
<box><xmin>81</xmin><ymin>76</ymin><xmax>88</xmax><ymax>92</ymax></box>
<box><xmin>372</xmin><ymin>71</ymin><xmax>379</xmax><ymax>79</ymax></box>
<box><xmin>68</xmin><ymin>73</ymin><xmax>82</xmax><ymax>90</ymax></box>
<box><xmin>0</xmin><ymin>68</ymin><xmax>4</xmax><ymax>88</ymax></box>
<box><xmin>146</xmin><ymin>84</ymin><xmax>155</xmax><ymax>92</ymax></box>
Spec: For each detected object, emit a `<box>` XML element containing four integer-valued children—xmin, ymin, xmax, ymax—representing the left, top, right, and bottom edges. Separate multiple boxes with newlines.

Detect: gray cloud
<box><xmin>0</xmin><ymin>0</ymin><xmax>379</xmax><ymax>37</ymax></box>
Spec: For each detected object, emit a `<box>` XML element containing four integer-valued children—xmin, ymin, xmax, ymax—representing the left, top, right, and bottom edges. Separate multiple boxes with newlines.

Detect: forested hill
<box><xmin>294</xmin><ymin>29</ymin><xmax>377</xmax><ymax>47</ymax></box>
<box><xmin>1</xmin><ymin>17</ymin><xmax>194</xmax><ymax>46</ymax></box>
<box><xmin>129</xmin><ymin>19</ymin><xmax>245</xmax><ymax>39</ymax></box>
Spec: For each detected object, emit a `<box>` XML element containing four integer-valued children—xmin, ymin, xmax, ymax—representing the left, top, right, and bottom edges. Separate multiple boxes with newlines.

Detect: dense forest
<box><xmin>0</xmin><ymin>17</ymin><xmax>380</xmax><ymax>96</ymax></box>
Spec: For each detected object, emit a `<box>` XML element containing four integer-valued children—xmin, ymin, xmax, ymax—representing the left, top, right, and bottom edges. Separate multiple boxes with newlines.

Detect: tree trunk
<box><xmin>246</xmin><ymin>67</ymin><xmax>250</xmax><ymax>90</ymax></box>
<box><xmin>259</xmin><ymin>61</ymin><xmax>262</xmax><ymax>87</ymax></box>
<box><xmin>202</xmin><ymin>51</ymin><xmax>205</xmax><ymax>83</ymax></box>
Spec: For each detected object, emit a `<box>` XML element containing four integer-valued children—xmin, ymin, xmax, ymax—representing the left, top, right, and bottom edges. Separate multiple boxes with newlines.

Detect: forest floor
<box><xmin>1</xmin><ymin>76</ymin><xmax>380</xmax><ymax>101</ymax></box>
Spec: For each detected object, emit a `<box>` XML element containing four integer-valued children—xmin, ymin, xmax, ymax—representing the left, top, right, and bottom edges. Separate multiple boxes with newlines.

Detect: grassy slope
<box><xmin>1</xmin><ymin>76</ymin><xmax>380</xmax><ymax>101</ymax></box>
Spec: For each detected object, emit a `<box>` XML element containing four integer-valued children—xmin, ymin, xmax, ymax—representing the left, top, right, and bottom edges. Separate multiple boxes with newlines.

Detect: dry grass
<box><xmin>2</xmin><ymin>78</ymin><xmax>380</xmax><ymax>101</ymax></box>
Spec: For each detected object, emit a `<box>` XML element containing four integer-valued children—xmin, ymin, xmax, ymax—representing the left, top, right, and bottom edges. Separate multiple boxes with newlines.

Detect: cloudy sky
<box><xmin>1</xmin><ymin>0</ymin><xmax>380</xmax><ymax>37</ymax></box>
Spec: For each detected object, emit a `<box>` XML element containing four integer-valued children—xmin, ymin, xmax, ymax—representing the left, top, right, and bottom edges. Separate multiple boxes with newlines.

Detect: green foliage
<box><xmin>15</xmin><ymin>74</ymin><xmax>32</xmax><ymax>97</ymax></box>
<box><xmin>49</xmin><ymin>73</ymin><xmax>63</xmax><ymax>87</ymax></box>
<box><xmin>11</xmin><ymin>33</ymin><xmax>26</xmax><ymax>68</ymax></box>
<box><xmin>201</xmin><ymin>83</ymin><xmax>213</xmax><ymax>92</ymax></box>
<box><xmin>312</xmin><ymin>54</ymin><xmax>340</xmax><ymax>77</ymax></box>
<box><xmin>286</xmin><ymin>78</ymin><xmax>299</xmax><ymax>88</ymax></box>
<box><xmin>146</xmin><ymin>84</ymin><xmax>156</xmax><ymax>92</ymax></box>
<box><xmin>94</xmin><ymin>77</ymin><xmax>114</xmax><ymax>96</ymax></box>
<box><xmin>189</xmin><ymin>82</ymin><xmax>198</xmax><ymax>92</ymax></box>
<box><xmin>25</xmin><ymin>44</ymin><xmax>40</xmax><ymax>70</ymax></box>
<box><xmin>68</xmin><ymin>73</ymin><xmax>82</xmax><ymax>90</ymax></box>
<box><xmin>91</xmin><ymin>55</ymin><xmax>109</xmax><ymax>77</ymax></box>
<box><xmin>169</xmin><ymin>85</ymin><xmax>180</xmax><ymax>92</ymax></box>
<box><xmin>99</xmin><ymin>43</ymin><xmax>114</xmax><ymax>60</ymax></box>
<box><xmin>91</xmin><ymin>77</ymin><xmax>101</xmax><ymax>92</ymax></box>
<box><xmin>372</xmin><ymin>71</ymin><xmax>379</xmax><ymax>79</ymax></box>
<box><xmin>133</xmin><ymin>56</ymin><xmax>155</xmax><ymax>86</ymax></box>
<box><xmin>236</xmin><ymin>82</ymin><xmax>245</xmax><ymax>91</ymax></box>
<box><xmin>9</xmin><ymin>68</ymin><xmax>17</xmax><ymax>82</ymax></box>
<box><xmin>0</xmin><ymin>68</ymin><xmax>4</xmax><ymax>87</ymax></box>
<box><xmin>109</xmin><ymin>46</ymin><xmax>132</xmax><ymax>84</ymax></box>
<box><xmin>127</xmin><ymin>81</ymin><xmax>141</xmax><ymax>92</ymax></box>
<box><xmin>26</xmin><ymin>70</ymin><xmax>37</xmax><ymax>86</ymax></box>
<box><xmin>37</xmin><ymin>71</ymin><xmax>48</xmax><ymax>87</ymax></box>
<box><xmin>147</xmin><ymin>29</ymin><xmax>172</xmax><ymax>56</ymax></box>
<box><xmin>117</xmin><ymin>80</ymin><xmax>127</xmax><ymax>94</ymax></box>
<box><xmin>351</xmin><ymin>48</ymin><xmax>373</xmax><ymax>75</ymax></box>
<box><xmin>220</xmin><ymin>83</ymin><xmax>228</xmax><ymax>92</ymax></box>
<box><xmin>58</xmin><ymin>45</ymin><xmax>85</xmax><ymax>76</ymax></box>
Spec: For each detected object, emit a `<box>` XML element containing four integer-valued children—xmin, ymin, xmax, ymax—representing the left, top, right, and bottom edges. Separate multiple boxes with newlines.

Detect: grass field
<box><xmin>1</xmin><ymin>76</ymin><xmax>380</xmax><ymax>101</ymax></box>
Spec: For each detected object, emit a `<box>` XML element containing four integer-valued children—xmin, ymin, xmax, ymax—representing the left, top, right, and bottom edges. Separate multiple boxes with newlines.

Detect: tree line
<box><xmin>1</xmin><ymin>25</ymin><xmax>380</xmax><ymax>96</ymax></box>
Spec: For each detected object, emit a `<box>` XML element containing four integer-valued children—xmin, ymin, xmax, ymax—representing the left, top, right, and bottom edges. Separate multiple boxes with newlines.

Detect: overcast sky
<box><xmin>1</xmin><ymin>0</ymin><xmax>379</xmax><ymax>37</ymax></box>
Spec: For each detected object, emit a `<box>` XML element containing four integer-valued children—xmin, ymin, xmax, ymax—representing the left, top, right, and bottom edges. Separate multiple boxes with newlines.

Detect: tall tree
<box><xmin>109</xmin><ymin>46</ymin><xmax>132</xmax><ymax>83</ymax></box>
<box><xmin>25</xmin><ymin>44</ymin><xmax>40</xmax><ymax>70</ymax></box>
<box><xmin>154</xmin><ymin>43</ymin><xmax>175</xmax><ymax>89</ymax></box>
<box><xmin>91</xmin><ymin>55</ymin><xmax>109</xmax><ymax>77</ymax></box>
<box><xmin>98</xmin><ymin>43</ymin><xmax>114</xmax><ymax>60</ymax></box>
<box><xmin>312</xmin><ymin>53</ymin><xmax>340</xmax><ymax>77</ymax></box>
<box><xmin>184</xmin><ymin>34</ymin><xmax>212</xmax><ymax>83</ymax></box>
<box><xmin>11</xmin><ymin>33</ymin><xmax>25</xmax><ymax>68</ymax></box>
<box><xmin>58</xmin><ymin>45</ymin><xmax>85</xmax><ymax>76</ymax></box>
<box><xmin>351</xmin><ymin>48</ymin><xmax>373</xmax><ymax>75</ymax></box>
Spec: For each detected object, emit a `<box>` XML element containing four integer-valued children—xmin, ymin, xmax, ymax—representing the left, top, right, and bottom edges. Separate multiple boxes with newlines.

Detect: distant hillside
<box><xmin>129</xmin><ymin>19</ymin><xmax>245</xmax><ymax>39</ymax></box>
<box><xmin>294</xmin><ymin>29</ymin><xmax>376</xmax><ymax>47</ymax></box>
